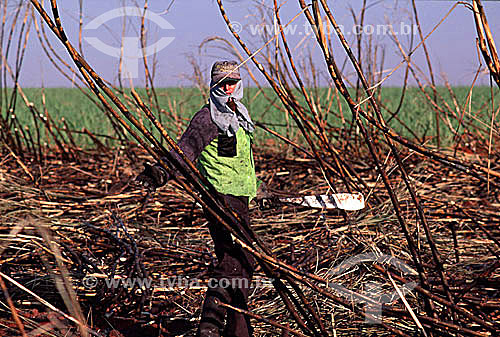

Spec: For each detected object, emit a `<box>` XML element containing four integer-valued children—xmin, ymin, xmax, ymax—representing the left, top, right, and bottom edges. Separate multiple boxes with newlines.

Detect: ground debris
<box><xmin>0</xmin><ymin>145</ymin><xmax>499</xmax><ymax>336</ymax></box>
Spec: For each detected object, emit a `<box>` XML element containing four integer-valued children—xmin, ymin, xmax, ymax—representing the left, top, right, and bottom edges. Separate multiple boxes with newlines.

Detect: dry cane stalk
<box><xmin>29</xmin><ymin>5</ymin><xmax>325</xmax><ymax>336</ymax></box>
<box><xmin>314</xmin><ymin>1</ymin><xmax>460</xmax><ymax>321</ymax></box>
<box><xmin>472</xmin><ymin>0</ymin><xmax>500</xmax><ymax>89</ymax></box>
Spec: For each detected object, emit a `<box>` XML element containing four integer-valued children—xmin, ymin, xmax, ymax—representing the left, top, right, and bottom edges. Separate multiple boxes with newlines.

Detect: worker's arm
<box><xmin>136</xmin><ymin>105</ymin><xmax>218</xmax><ymax>190</ymax></box>
<box><xmin>173</xmin><ymin>105</ymin><xmax>218</xmax><ymax>163</ymax></box>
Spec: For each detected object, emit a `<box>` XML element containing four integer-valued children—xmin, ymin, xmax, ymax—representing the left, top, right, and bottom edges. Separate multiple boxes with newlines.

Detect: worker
<box><xmin>136</xmin><ymin>60</ymin><xmax>258</xmax><ymax>337</ymax></box>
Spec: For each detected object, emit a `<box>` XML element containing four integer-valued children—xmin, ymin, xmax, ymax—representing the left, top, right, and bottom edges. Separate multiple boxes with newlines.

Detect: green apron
<box><xmin>197</xmin><ymin>128</ymin><xmax>257</xmax><ymax>201</ymax></box>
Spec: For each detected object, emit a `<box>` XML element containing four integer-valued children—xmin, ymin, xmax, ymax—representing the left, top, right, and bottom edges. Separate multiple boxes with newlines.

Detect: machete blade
<box><xmin>280</xmin><ymin>193</ymin><xmax>365</xmax><ymax>211</ymax></box>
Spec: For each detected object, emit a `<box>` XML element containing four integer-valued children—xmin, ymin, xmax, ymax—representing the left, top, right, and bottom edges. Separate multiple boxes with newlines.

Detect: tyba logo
<box><xmin>326</xmin><ymin>253</ymin><xmax>418</xmax><ymax>324</ymax></box>
<box><xmin>84</xmin><ymin>7</ymin><xmax>175</xmax><ymax>78</ymax></box>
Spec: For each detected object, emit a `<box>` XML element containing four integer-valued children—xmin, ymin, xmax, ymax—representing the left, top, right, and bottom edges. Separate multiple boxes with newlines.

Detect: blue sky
<box><xmin>20</xmin><ymin>0</ymin><xmax>500</xmax><ymax>87</ymax></box>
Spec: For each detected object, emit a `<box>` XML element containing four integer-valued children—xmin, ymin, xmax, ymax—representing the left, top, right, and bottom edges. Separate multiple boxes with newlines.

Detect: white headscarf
<box><xmin>209</xmin><ymin>80</ymin><xmax>255</xmax><ymax>137</ymax></box>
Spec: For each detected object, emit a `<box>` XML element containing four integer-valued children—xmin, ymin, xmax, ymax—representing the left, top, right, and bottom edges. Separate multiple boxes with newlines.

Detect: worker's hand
<box><xmin>135</xmin><ymin>163</ymin><xmax>169</xmax><ymax>191</ymax></box>
<box><xmin>254</xmin><ymin>181</ymin><xmax>275</xmax><ymax>209</ymax></box>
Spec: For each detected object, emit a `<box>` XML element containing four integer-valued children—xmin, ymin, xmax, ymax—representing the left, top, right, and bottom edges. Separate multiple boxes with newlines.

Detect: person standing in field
<box><xmin>137</xmin><ymin>60</ymin><xmax>257</xmax><ymax>337</ymax></box>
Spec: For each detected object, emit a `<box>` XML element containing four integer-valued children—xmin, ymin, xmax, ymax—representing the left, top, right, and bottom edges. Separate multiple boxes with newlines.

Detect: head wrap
<box><xmin>209</xmin><ymin>61</ymin><xmax>254</xmax><ymax>136</ymax></box>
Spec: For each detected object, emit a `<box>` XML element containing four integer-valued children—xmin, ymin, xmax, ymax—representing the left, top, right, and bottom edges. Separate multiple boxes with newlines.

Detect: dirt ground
<box><xmin>0</xmin><ymin>145</ymin><xmax>499</xmax><ymax>336</ymax></box>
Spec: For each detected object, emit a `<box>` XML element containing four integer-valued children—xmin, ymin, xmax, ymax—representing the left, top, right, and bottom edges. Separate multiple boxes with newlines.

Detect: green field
<box><xmin>6</xmin><ymin>86</ymin><xmax>498</xmax><ymax>148</ymax></box>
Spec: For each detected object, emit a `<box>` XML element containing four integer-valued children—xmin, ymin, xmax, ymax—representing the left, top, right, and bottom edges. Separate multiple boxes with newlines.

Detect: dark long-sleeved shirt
<box><xmin>157</xmin><ymin>104</ymin><xmax>258</xmax><ymax>199</ymax></box>
<box><xmin>156</xmin><ymin>105</ymin><xmax>218</xmax><ymax>181</ymax></box>
<box><xmin>176</xmin><ymin>105</ymin><xmax>219</xmax><ymax>162</ymax></box>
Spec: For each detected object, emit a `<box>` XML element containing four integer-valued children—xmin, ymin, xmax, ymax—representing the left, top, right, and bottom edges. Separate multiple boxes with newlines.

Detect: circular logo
<box><xmin>228</xmin><ymin>21</ymin><xmax>243</xmax><ymax>34</ymax></box>
<box><xmin>326</xmin><ymin>253</ymin><xmax>417</xmax><ymax>324</ymax></box>
<box><xmin>84</xmin><ymin>7</ymin><xmax>175</xmax><ymax>78</ymax></box>
<box><xmin>82</xmin><ymin>275</ymin><xmax>98</xmax><ymax>289</ymax></box>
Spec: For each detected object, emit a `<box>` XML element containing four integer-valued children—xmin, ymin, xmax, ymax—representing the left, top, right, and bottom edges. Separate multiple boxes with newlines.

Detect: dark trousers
<box><xmin>198</xmin><ymin>193</ymin><xmax>256</xmax><ymax>337</ymax></box>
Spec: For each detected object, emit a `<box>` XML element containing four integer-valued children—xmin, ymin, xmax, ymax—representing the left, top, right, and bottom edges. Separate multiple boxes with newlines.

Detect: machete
<box><xmin>279</xmin><ymin>193</ymin><xmax>365</xmax><ymax>211</ymax></box>
<box><xmin>258</xmin><ymin>193</ymin><xmax>365</xmax><ymax>211</ymax></box>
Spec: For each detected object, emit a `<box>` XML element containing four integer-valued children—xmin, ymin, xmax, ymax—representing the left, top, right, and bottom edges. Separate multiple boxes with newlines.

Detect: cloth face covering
<box><xmin>209</xmin><ymin>80</ymin><xmax>255</xmax><ymax>137</ymax></box>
